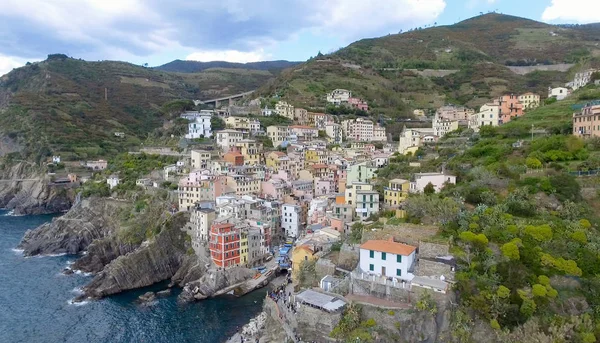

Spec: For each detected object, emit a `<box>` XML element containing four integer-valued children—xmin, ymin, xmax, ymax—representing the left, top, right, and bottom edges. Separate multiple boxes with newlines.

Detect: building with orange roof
<box><xmin>291</xmin><ymin>244</ymin><xmax>318</xmax><ymax>282</ymax></box>
<box><xmin>209</xmin><ymin>223</ymin><xmax>241</xmax><ymax>268</ymax></box>
<box><xmin>223</xmin><ymin>150</ymin><xmax>244</xmax><ymax>166</ymax></box>
<box><xmin>359</xmin><ymin>238</ymin><xmax>416</xmax><ymax>280</ymax></box>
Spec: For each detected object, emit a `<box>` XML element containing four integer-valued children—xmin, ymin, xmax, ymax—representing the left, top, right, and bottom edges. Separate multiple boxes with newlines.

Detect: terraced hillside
<box><xmin>259</xmin><ymin>14</ymin><xmax>600</xmax><ymax>116</ymax></box>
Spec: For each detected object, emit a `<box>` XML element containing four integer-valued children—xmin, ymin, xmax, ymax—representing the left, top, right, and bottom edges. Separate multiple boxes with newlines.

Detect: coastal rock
<box><xmin>17</xmin><ymin>198</ymin><xmax>125</xmax><ymax>256</ymax></box>
<box><xmin>62</xmin><ymin>268</ymin><xmax>74</xmax><ymax>275</ymax></box>
<box><xmin>83</xmin><ymin>213</ymin><xmax>191</xmax><ymax>299</ymax></box>
<box><xmin>138</xmin><ymin>292</ymin><xmax>157</xmax><ymax>303</ymax></box>
<box><xmin>156</xmin><ymin>289</ymin><xmax>172</xmax><ymax>297</ymax></box>
<box><xmin>72</xmin><ymin>234</ymin><xmax>139</xmax><ymax>273</ymax></box>
<box><xmin>178</xmin><ymin>267</ymin><xmax>257</xmax><ymax>302</ymax></box>
<box><xmin>0</xmin><ymin>161</ymin><xmax>75</xmax><ymax>215</ymax></box>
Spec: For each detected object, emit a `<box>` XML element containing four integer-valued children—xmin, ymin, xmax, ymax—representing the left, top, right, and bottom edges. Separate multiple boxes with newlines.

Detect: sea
<box><xmin>0</xmin><ymin>209</ymin><xmax>267</xmax><ymax>343</ymax></box>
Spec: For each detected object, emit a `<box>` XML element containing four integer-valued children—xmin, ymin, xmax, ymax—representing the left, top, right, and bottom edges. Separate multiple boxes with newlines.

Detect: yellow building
<box><xmin>304</xmin><ymin>148</ymin><xmax>327</xmax><ymax>165</ymax></box>
<box><xmin>234</xmin><ymin>139</ymin><xmax>263</xmax><ymax>166</ymax></box>
<box><xmin>225</xmin><ymin>175</ymin><xmax>261</xmax><ymax>196</ymax></box>
<box><xmin>344</xmin><ymin>182</ymin><xmax>374</xmax><ymax>207</ymax></box>
<box><xmin>518</xmin><ymin>93</ymin><xmax>540</xmax><ymax>110</ymax></box>
<box><xmin>266</xmin><ymin>151</ymin><xmax>287</xmax><ymax>171</ymax></box>
<box><xmin>240</xmin><ymin>231</ymin><xmax>249</xmax><ymax>266</ymax></box>
<box><xmin>291</xmin><ymin>245</ymin><xmax>317</xmax><ymax>282</ymax></box>
<box><xmin>267</xmin><ymin>125</ymin><xmax>290</xmax><ymax>147</ymax></box>
<box><xmin>275</xmin><ymin>101</ymin><xmax>295</xmax><ymax>120</ymax></box>
<box><xmin>384</xmin><ymin>179</ymin><xmax>410</xmax><ymax>207</ymax></box>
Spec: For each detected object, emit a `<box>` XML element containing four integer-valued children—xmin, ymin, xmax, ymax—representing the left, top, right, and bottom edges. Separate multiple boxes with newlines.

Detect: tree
<box><xmin>532</xmin><ymin>284</ymin><xmax>547</xmax><ymax>297</ymax></box>
<box><xmin>497</xmin><ymin>285</ymin><xmax>511</xmax><ymax>299</ymax></box>
<box><xmin>526</xmin><ymin>157</ymin><xmax>542</xmax><ymax>169</ymax></box>
<box><xmin>524</xmin><ymin>224</ymin><xmax>553</xmax><ymax>242</ymax></box>
<box><xmin>424</xmin><ymin>182</ymin><xmax>435</xmax><ymax>195</ymax></box>
<box><xmin>501</xmin><ymin>242</ymin><xmax>520</xmax><ymax>261</ymax></box>
<box><xmin>211</xmin><ymin>116</ymin><xmax>226</xmax><ymax>131</ymax></box>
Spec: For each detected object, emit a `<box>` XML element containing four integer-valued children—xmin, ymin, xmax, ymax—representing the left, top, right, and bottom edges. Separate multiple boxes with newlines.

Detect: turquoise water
<box><xmin>0</xmin><ymin>210</ymin><xmax>266</xmax><ymax>343</ymax></box>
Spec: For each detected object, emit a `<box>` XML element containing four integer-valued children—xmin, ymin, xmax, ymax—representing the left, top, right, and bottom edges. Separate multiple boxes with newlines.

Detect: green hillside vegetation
<box><xmin>259</xmin><ymin>14</ymin><xmax>600</xmax><ymax>118</ymax></box>
<box><xmin>155</xmin><ymin>59</ymin><xmax>301</xmax><ymax>73</ymax></box>
<box><xmin>0</xmin><ymin>56</ymin><xmax>273</xmax><ymax>161</ymax></box>
<box><xmin>372</xmin><ymin>85</ymin><xmax>600</xmax><ymax>340</ymax></box>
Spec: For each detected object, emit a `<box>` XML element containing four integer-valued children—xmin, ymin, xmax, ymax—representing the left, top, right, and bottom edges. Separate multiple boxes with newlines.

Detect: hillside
<box><xmin>0</xmin><ymin>55</ymin><xmax>273</xmax><ymax>161</ymax></box>
<box><xmin>155</xmin><ymin>60</ymin><xmax>301</xmax><ymax>73</ymax></box>
<box><xmin>259</xmin><ymin>13</ymin><xmax>600</xmax><ymax>116</ymax></box>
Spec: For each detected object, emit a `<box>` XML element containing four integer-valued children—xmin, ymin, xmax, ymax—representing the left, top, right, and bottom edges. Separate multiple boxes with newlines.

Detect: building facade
<box><xmin>209</xmin><ymin>223</ymin><xmax>241</xmax><ymax>268</ymax></box>
<box><xmin>359</xmin><ymin>239</ymin><xmax>416</xmax><ymax>280</ymax></box>
<box><xmin>573</xmin><ymin>102</ymin><xmax>600</xmax><ymax>138</ymax></box>
<box><xmin>384</xmin><ymin>179</ymin><xmax>410</xmax><ymax>208</ymax></box>
<box><xmin>185</xmin><ymin>113</ymin><xmax>212</xmax><ymax>139</ymax></box>
<box><xmin>282</xmin><ymin>204</ymin><xmax>302</xmax><ymax>238</ymax></box>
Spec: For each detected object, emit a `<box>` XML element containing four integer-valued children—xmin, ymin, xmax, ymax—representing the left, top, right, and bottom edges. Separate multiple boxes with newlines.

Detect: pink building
<box><xmin>261</xmin><ymin>178</ymin><xmax>289</xmax><ymax>201</ymax></box>
<box><xmin>348</xmin><ymin>97</ymin><xmax>369</xmax><ymax>111</ymax></box>
<box><xmin>315</xmin><ymin>179</ymin><xmax>334</xmax><ymax>197</ymax></box>
<box><xmin>329</xmin><ymin>217</ymin><xmax>344</xmax><ymax>233</ymax></box>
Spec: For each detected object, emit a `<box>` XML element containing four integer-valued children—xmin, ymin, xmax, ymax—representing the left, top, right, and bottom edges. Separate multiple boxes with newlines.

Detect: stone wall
<box><xmin>419</xmin><ymin>242</ymin><xmax>449</xmax><ymax>258</ymax></box>
<box><xmin>315</xmin><ymin>258</ymin><xmax>336</xmax><ymax>280</ymax></box>
<box><xmin>296</xmin><ymin>303</ymin><xmax>341</xmax><ymax>342</ymax></box>
<box><xmin>350</xmin><ymin>276</ymin><xmax>412</xmax><ymax>303</ymax></box>
<box><xmin>338</xmin><ymin>243</ymin><xmax>359</xmax><ymax>270</ymax></box>
<box><xmin>415</xmin><ymin>259</ymin><xmax>454</xmax><ymax>281</ymax></box>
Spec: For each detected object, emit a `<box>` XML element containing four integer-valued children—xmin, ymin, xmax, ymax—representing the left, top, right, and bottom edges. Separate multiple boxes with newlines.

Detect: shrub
<box><xmin>490</xmin><ymin>319</ymin><xmax>501</xmax><ymax>330</ymax></box>
<box><xmin>532</xmin><ymin>284</ymin><xmax>547</xmax><ymax>297</ymax></box>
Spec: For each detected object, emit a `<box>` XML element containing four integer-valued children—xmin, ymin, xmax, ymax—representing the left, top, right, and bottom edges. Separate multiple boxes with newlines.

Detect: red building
<box><xmin>498</xmin><ymin>94</ymin><xmax>524</xmax><ymax>124</ymax></box>
<box><xmin>209</xmin><ymin>223</ymin><xmax>241</xmax><ymax>268</ymax></box>
<box><xmin>224</xmin><ymin>150</ymin><xmax>244</xmax><ymax>166</ymax></box>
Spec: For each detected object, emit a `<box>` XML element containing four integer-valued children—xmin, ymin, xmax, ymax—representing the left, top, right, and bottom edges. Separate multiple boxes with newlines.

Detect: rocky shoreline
<box><xmin>0</xmin><ymin>161</ymin><xmax>75</xmax><ymax>215</ymax></box>
<box><xmin>16</xmin><ymin>196</ymin><xmax>274</xmax><ymax>305</ymax></box>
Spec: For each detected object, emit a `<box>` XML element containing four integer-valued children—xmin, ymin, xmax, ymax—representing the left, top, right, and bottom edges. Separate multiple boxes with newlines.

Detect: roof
<box><xmin>389</xmin><ymin>178</ymin><xmax>409</xmax><ymax>184</ymax></box>
<box><xmin>294</xmin><ymin>245</ymin><xmax>314</xmax><ymax>254</ymax></box>
<box><xmin>310</xmin><ymin>164</ymin><xmax>328</xmax><ymax>169</ymax></box>
<box><xmin>411</xmin><ymin>276</ymin><xmax>448</xmax><ymax>290</ymax></box>
<box><xmin>271</xmin><ymin>151</ymin><xmax>286</xmax><ymax>157</ymax></box>
<box><xmin>295</xmin><ymin>289</ymin><xmax>346</xmax><ymax>312</ymax></box>
<box><xmin>360</xmin><ymin>240</ymin><xmax>417</xmax><ymax>256</ymax></box>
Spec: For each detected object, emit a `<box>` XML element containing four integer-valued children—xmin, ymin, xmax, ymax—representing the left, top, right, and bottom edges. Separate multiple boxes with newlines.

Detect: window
<box><xmin>382</xmin><ymin>252</ymin><xmax>386</xmax><ymax>260</ymax></box>
<box><xmin>396</xmin><ymin>269</ymin><xmax>401</xmax><ymax>276</ymax></box>
<box><xmin>369</xmin><ymin>264</ymin><xmax>374</xmax><ymax>271</ymax></box>
<box><xmin>304</xmin><ymin>256</ymin><xmax>308</xmax><ymax>261</ymax></box>
<box><xmin>397</xmin><ymin>255</ymin><xmax>402</xmax><ymax>263</ymax></box>
<box><xmin>369</xmin><ymin>250</ymin><xmax>374</xmax><ymax>258</ymax></box>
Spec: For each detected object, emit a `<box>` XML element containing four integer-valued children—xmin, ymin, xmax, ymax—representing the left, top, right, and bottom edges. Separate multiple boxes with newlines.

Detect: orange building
<box><xmin>209</xmin><ymin>223</ymin><xmax>241</xmax><ymax>268</ymax></box>
<box><xmin>573</xmin><ymin>103</ymin><xmax>600</xmax><ymax>137</ymax></box>
<box><xmin>224</xmin><ymin>150</ymin><xmax>244</xmax><ymax>166</ymax></box>
<box><xmin>498</xmin><ymin>94</ymin><xmax>524</xmax><ymax>124</ymax></box>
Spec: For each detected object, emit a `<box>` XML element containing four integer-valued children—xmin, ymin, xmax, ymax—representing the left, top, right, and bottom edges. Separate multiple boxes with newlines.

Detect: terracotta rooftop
<box><xmin>311</xmin><ymin>164</ymin><xmax>328</xmax><ymax>169</ymax></box>
<box><xmin>360</xmin><ymin>239</ymin><xmax>416</xmax><ymax>256</ymax></box>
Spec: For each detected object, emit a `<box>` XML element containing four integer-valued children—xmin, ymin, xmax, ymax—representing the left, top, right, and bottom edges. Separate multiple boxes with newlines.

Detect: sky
<box><xmin>0</xmin><ymin>0</ymin><xmax>599</xmax><ymax>76</ymax></box>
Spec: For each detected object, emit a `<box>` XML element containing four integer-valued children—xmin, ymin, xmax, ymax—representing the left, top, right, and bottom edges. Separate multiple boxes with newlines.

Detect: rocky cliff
<box><xmin>178</xmin><ymin>266</ymin><xmax>257</xmax><ymax>302</ymax></box>
<box><xmin>17</xmin><ymin>197</ymin><xmax>125</xmax><ymax>256</ymax></box>
<box><xmin>0</xmin><ymin>161</ymin><xmax>74</xmax><ymax>215</ymax></box>
<box><xmin>83</xmin><ymin>213</ymin><xmax>192</xmax><ymax>299</ymax></box>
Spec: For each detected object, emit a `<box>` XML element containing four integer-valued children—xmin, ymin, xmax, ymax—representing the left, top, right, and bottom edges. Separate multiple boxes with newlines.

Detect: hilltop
<box><xmin>259</xmin><ymin>13</ymin><xmax>600</xmax><ymax>116</ymax></box>
<box><xmin>0</xmin><ymin>54</ymin><xmax>274</xmax><ymax>161</ymax></box>
<box><xmin>155</xmin><ymin>60</ymin><xmax>301</xmax><ymax>74</ymax></box>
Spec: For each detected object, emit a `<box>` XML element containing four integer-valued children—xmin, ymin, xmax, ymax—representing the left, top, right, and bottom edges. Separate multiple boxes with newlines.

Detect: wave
<box><xmin>67</xmin><ymin>299</ymin><xmax>89</xmax><ymax>306</ymax></box>
<box><xmin>11</xmin><ymin>248</ymin><xmax>24</xmax><ymax>255</ymax></box>
<box><xmin>72</xmin><ymin>287</ymin><xmax>84</xmax><ymax>295</ymax></box>
<box><xmin>73</xmin><ymin>269</ymin><xmax>92</xmax><ymax>277</ymax></box>
<box><xmin>30</xmin><ymin>253</ymin><xmax>67</xmax><ymax>258</ymax></box>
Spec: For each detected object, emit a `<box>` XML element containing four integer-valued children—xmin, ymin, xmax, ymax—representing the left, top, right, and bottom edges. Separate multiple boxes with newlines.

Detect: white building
<box><xmin>191</xmin><ymin>150</ymin><xmax>212</xmax><ymax>170</ymax></box>
<box><xmin>433</xmin><ymin>114</ymin><xmax>459</xmax><ymax>137</ymax></box>
<box><xmin>567</xmin><ymin>69</ymin><xmax>598</xmax><ymax>90</ymax></box>
<box><xmin>359</xmin><ymin>239</ymin><xmax>416</xmax><ymax>280</ymax></box>
<box><xmin>325</xmin><ymin>123</ymin><xmax>343</xmax><ymax>144</ymax></box>
<box><xmin>52</xmin><ymin>156</ymin><xmax>61</xmax><ymax>164</ymax></box>
<box><xmin>355</xmin><ymin>190</ymin><xmax>380</xmax><ymax>221</ymax></box>
<box><xmin>262</xmin><ymin>106</ymin><xmax>275</xmax><ymax>116</ymax></box>
<box><xmin>107</xmin><ymin>175</ymin><xmax>120</xmax><ymax>189</ymax></box>
<box><xmin>397</xmin><ymin>127</ymin><xmax>436</xmax><ymax>155</ymax></box>
<box><xmin>410</xmin><ymin>173</ymin><xmax>456</xmax><ymax>193</ymax></box>
<box><xmin>189</xmin><ymin>207</ymin><xmax>216</xmax><ymax>252</ymax></box>
<box><xmin>548</xmin><ymin>87</ymin><xmax>571</xmax><ymax>101</ymax></box>
<box><xmin>282</xmin><ymin>204</ymin><xmax>301</xmax><ymax>238</ymax></box>
<box><xmin>341</xmin><ymin>118</ymin><xmax>386</xmax><ymax>142</ymax></box>
<box><xmin>215</xmin><ymin>129</ymin><xmax>247</xmax><ymax>151</ymax></box>
<box><xmin>180</xmin><ymin>110</ymin><xmax>214</xmax><ymax>121</ymax></box>
<box><xmin>468</xmin><ymin>103</ymin><xmax>500</xmax><ymax>132</ymax></box>
<box><xmin>185</xmin><ymin>112</ymin><xmax>212</xmax><ymax>139</ymax></box>
<box><xmin>326</xmin><ymin>89</ymin><xmax>352</xmax><ymax>105</ymax></box>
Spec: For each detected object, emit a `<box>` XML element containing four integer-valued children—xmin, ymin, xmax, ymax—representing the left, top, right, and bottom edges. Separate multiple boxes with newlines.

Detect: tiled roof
<box><xmin>360</xmin><ymin>240</ymin><xmax>416</xmax><ymax>256</ymax></box>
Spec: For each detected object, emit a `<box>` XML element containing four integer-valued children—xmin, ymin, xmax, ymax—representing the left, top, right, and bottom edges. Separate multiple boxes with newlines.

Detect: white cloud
<box><xmin>310</xmin><ymin>0</ymin><xmax>446</xmax><ymax>38</ymax></box>
<box><xmin>186</xmin><ymin>49</ymin><xmax>269</xmax><ymax>63</ymax></box>
<box><xmin>542</xmin><ymin>0</ymin><xmax>600</xmax><ymax>23</ymax></box>
<box><xmin>0</xmin><ymin>54</ymin><xmax>29</xmax><ymax>77</ymax></box>
<box><xmin>0</xmin><ymin>0</ymin><xmax>447</xmax><ymax>63</ymax></box>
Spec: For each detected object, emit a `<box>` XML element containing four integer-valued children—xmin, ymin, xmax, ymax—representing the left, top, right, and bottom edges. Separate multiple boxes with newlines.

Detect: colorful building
<box><xmin>384</xmin><ymin>179</ymin><xmax>409</xmax><ymax>208</ymax></box>
<box><xmin>209</xmin><ymin>223</ymin><xmax>241</xmax><ymax>268</ymax></box>
<box><xmin>573</xmin><ymin>102</ymin><xmax>600</xmax><ymax>137</ymax></box>
<box><xmin>498</xmin><ymin>94</ymin><xmax>524</xmax><ymax>124</ymax></box>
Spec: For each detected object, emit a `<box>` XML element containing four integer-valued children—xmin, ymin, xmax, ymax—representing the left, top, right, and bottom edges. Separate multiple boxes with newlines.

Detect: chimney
<box><xmin>388</xmin><ymin>236</ymin><xmax>395</xmax><ymax>243</ymax></box>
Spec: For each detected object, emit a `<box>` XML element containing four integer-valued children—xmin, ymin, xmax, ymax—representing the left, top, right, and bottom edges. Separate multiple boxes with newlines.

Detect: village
<box><xmin>44</xmin><ymin>67</ymin><xmax>600</xmax><ymax>342</ymax></box>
